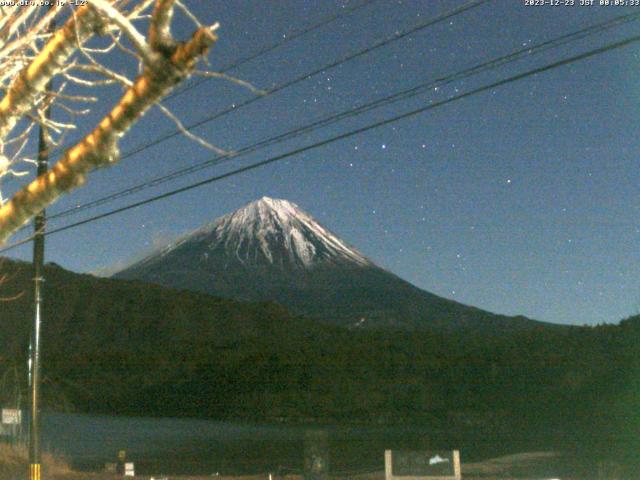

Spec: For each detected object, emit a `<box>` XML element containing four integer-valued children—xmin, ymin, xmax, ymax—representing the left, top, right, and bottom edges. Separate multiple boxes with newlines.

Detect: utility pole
<box><xmin>29</xmin><ymin>8</ymin><xmax>54</xmax><ymax>480</ymax></box>
<box><xmin>29</xmin><ymin>93</ymin><xmax>49</xmax><ymax>480</ymax></box>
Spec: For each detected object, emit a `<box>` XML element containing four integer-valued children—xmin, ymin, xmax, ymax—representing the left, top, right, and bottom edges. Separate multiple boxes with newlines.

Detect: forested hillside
<box><xmin>1</xmin><ymin>258</ymin><xmax>639</xmax><ymax>469</ymax></box>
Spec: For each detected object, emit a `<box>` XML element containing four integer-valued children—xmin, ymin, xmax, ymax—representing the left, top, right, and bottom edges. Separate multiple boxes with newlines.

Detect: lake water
<box><xmin>41</xmin><ymin>412</ymin><xmax>310</xmax><ymax>475</ymax></box>
<box><xmin>38</xmin><ymin>412</ymin><xmax>466</xmax><ymax>476</ymax></box>
<box><xmin>35</xmin><ymin>412</ymin><xmax>561</xmax><ymax>476</ymax></box>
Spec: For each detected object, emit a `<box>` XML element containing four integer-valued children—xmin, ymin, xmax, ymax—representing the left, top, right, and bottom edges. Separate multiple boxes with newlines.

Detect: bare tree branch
<box><xmin>0</xmin><ymin>15</ymin><xmax>219</xmax><ymax>243</ymax></box>
<box><xmin>156</xmin><ymin>101</ymin><xmax>228</xmax><ymax>155</ymax></box>
<box><xmin>194</xmin><ymin>70</ymin><xmax>267</xmax><ymax>96</ymax></box>
<box><xmin>149</xmin><ymin>0</ymin><xmax>176</xmax><ymax>51</ymax></box>
<box><xmin>0</xmin><ymin>6</ymin><xmax>101</xmax><ymax>142</ymax></box>
<box><xmin>88</xmin><ymin>0</ymin><xmax>155</xmax><ymax>64</ymax></box>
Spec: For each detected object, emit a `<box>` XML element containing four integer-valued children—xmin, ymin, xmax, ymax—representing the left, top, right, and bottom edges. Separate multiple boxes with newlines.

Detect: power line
<box><xmin>41</xmin><ymin>0</ymin><xmax>491</xmax><ymax>165</ymax></box>
<box><xmin>0</xmin><ymin>0</ymin><xmax>492</xmax><ymax>244</ymax></box>
<box><xmin>2</xmin><ymin>32</ymin><xmax>637</xmax><ymax>254</ymax></box>
<box><xmin>164</xmin><ymin>0</ymin><xmax>382</xmax><ymax>101</ymax></box>
<box><xmin>118</xmin><ymin>0</ymin><xmax>490</xmax><ymax>159</ymax></box>
<box><xmin>47</xmin><ymin>9</ymin><xmax>640</xmax><ymax>221</ymax></box>
<box><xmin>37</xmin><ymin>0</ymin><xmax>382</xmax><ymax>162</ymax></box>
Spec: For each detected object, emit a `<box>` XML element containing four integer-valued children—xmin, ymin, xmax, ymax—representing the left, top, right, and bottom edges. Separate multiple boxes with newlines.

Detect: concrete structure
<box><xmin>385</xmin><ymin>450</ymin><xmax>461</xmax><ymax>480</ymax></box>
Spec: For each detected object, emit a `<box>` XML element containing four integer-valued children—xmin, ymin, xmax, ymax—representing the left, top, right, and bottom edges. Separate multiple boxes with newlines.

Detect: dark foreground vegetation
<box><xmin>1</xmin><ymin>258</ymin><xmax>639</xmax><ymax>475</ymax></box>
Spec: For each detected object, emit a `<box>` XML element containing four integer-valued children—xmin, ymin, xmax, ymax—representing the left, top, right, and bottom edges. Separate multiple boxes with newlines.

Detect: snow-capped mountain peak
<box><xmin>204</xmin><ymin>196</ymin><xmax>372</xmax><ymax>268</ymax></box>
<box><xmin>115</xmin><ymin>197</ymin><xmax>545</xmax><ymax>332</ymax></box>
<box><xmin>138</xmin><ymin>197</ymin><xmax>372</xmax><ymax>271</ymax></box>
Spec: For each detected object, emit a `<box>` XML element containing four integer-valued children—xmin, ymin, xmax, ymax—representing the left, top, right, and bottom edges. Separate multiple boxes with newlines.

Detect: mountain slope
<box><xmin>115</xmin><ymin>197</ymin><xmax>549</xmax><ymax>332</ymax></box>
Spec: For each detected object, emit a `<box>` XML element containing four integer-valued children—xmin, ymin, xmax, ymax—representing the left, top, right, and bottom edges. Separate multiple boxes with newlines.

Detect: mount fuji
<box><xmin>115</xmin><ymin>197</ymin><xmax>546</xmax><ymax>332</ymax></box>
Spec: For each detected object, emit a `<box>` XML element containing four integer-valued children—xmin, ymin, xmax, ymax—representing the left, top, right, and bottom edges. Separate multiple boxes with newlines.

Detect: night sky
<box><xmin>3</xmin><ymin>0</ymin><xmax>640</xmax><ymax>326</ymax></box>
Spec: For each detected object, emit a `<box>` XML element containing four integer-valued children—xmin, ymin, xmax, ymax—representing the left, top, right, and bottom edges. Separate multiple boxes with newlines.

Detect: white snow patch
<box><xmin>429</xmin><ymin>455</ymin><xmax>450</xmax><ymax>465</ymax></box>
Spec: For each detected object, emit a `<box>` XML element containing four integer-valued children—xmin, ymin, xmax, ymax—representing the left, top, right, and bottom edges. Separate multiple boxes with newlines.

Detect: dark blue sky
<box><xmin>4</xmin><ymin>0</ymin><xmax>640</xmax><ymax>326</ymax></box>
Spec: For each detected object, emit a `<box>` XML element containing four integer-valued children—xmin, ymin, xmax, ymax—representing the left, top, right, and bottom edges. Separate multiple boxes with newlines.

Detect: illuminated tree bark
<box><xmin>0</xmin><ymin>1</ymin><xmax>218</xmax><ymax>244</ymax></box>
<box><xmin>0</xmin><ymin>6</ymin><xmax>99</xmax><ymax>142</ymax></box>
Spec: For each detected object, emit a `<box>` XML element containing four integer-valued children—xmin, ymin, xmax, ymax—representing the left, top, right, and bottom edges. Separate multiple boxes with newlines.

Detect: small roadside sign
<box><xmin>1</xmin><ymin>409</ymin><xmax>21</xmax><ymax>425</ymax></box>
